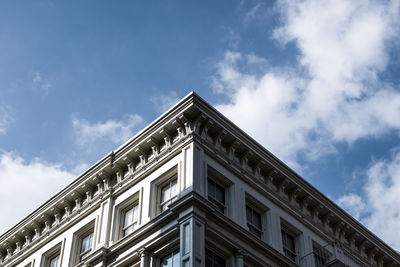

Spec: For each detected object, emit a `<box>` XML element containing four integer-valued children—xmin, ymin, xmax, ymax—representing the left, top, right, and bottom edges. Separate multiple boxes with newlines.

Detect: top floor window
<box><xmin>121</xmin><ymin>203</ymin><xmax>139</xmax><ymax>236</ymax></box>
<box><xmin>160</xmin><ymin>178</ymin><xmax>178</xmax><ymax>212</ymax></box>
<box><xmin>48</xmin><ymin>254</ymin><xmax>60</xmax><ymax>267</ymax></box>
<box><xmin>281</xmin><ymin>229</ymin><xmax>296</xmax><ymax>262</ymax></box>
<box><xmin>207</xmin><ymin>178</ymin><xmax>225</xmax><ymax>213</ymax></box>
<box><xmin>246</xmin><ymin>205</ymin><xmax>262</xmax><ymax>239</ymax></box>
<box><xmin>79</xmin><ymin>231</ymin><xmax>93</xmax><ymax>262</ymax></box>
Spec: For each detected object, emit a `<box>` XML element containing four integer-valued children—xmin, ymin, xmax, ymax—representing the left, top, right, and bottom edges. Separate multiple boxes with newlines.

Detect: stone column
<box><xmin>235</xmin><ymin>250</ymin><xmax>244</xmax><ymax>267</ymax></box>
<box><xmin>139</xmin><ymin>248</ymin><xmax>148</xmax><ymax>267</ymax></box>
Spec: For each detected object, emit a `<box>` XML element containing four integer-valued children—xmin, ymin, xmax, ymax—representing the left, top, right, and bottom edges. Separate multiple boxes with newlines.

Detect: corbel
<box><xmin>240</xmin><ymin>149</ymin><xmax>252</xmax><ymax>172</ymax></box>
<box><xmin>159</xmin><ymin>128</ymin><xmax>172</xmax><ymax>151</ymax></box>
<box><xmin>192</xmin><ymin>114</ymin><xmax>207</xmax><ymax>135</ymax></box>
<box><xmin>49</xmin><ymin>206</ymin><xmax>62</xmax><ymax>226</ymax></box>
<box><xmin>134</xmin><ymin>146</ymin><xmax>147</xmax><ymax>169</ymax></box>
<box><xmin>70</xmin><ymin>191</ymin><xmax>83</xmax><ymax>212</ymax></box>
<box><xmin>122</xmin><ymin>154</ymin><xmax>135</xmax><ymax>176</ymax></box>
<box><xmin>228</xmin><ymin>140</ymin><xmax>241</xmax><ymax>162</ymax></box>
<box><xmin>146</xmin><ymin>137</ymin><xmax>159</xmax><ymax>159</ymax></box>
<box><xmin>29</xmin><ymin>221</ymin><xmax>41</xmax><ymax>239</ymax></box>
<box><xmin>213</xmin><ymin>129</ymin><xmax>227</xmax><ymax>151</ymax></box>
<box><xmin>178</xmin><ymin>114</ymin><xmax>194</xmax><ymax>135</ymax></box>
<box><xmin>20</xmin><ymin>229</ymin><xmax>31</xmax><ymax>247</ymax></box>
<box><xmin>59</xmin><ymin>199</ymin><xmax>72</xmax><ymax>218</ymax></box>
<box><xmin>265</xmin><ymin>168</ymin><xmax>278</xmax><ymax>188</ymax></box>
<box><xmin>97</xmin><ymin>171</ymin><xmax>111</xmax><ymax>191</ymax></box>
<box><xmin>171</xmin><ymin>117</ymin><xmax>186</xmax><ymax>139</ymax></box>
<box><xmin>201</xmin><ymin>119</ymin><xmax>214</xmax><ymax>140</ymax></box>
<box><xmin>12</xmin><ymin>235</ymin><xmax>23</xmax><ymax>252</ymax></box>
<box><xmin>277</xmin><ymin>178</ymin><xmax>289</xmax><ymax>196</ymax></box>
<box><xmin>40</xmin><ymin>214</ymin><xmax>52</xmax><ymax>233</ymax></box>
<box><xmin>254</xmin><ymin>159</ymin><xmax>266</xmax><ymax>181</ymax></box>
<box><xmin>299</xmin><ymin>195</ymin><xmax>313</xmax><ymax>214</ymax></box>
<box><xmin>291</xmin><ymin>187</ymin><xmax>302</xmax><ymax>205</ymax></box>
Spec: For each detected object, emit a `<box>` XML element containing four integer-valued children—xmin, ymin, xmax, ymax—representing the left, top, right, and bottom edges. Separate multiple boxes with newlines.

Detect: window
<box><xmin>121</xmin><ymin>203</ymin><xmax>139</xmax><ymax>236</ymax></box>
<box><xmin>281</xmin><ymin>229</ymin><xmax>296</xmax><ymax>262</ymax></box>
<box><xmin>79</xmin><ymin>231</ymin><xmax>93</xmax><ymax>262</ymax></box>
<box><xmin>48</xmin><ymin>254</ymin><xmax>60</xmax><ymax>267</ymax></box>
<box><xmin>246</xmin><ymin>205</ymin><xmax>262</xmax><ymax>238</ymax></box>
<box><xmin>313</xmin><ymin>252</ymin><xmax>326</xmax><ymax>267</ymax></box>
<box><xmin>161</xmin><ymin>250</ymin><xmax>180</xmax><ymax>267</ymax></box>
<box><xmin>42</xmin><ymin>243</ymin><xmax>61</xmax><ymax>267</ymax></box>
<box><xmin>207</xmin><ymin>178</ymin><xmax>225</xmax><ymax>213</ymax></box>
<box><xmin>205</xmin><ymin>249</ymin><xmax>225</xmax><ymax>267</ymax></box>
<box><xmin>160</xmin><ymin>178</ymin><xmax>178</xmax><ymax>212</ymax></box>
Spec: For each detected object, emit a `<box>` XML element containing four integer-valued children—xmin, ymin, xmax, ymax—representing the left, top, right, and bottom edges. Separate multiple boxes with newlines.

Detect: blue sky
<box><xmin>1</xmin><ymin>0</ymin><xmax>400</xmax><ymax>250</ymax></box>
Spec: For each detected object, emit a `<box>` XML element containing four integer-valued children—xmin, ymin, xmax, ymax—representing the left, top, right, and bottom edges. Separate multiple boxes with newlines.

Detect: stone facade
<box><xmin>1</xmin><ymin>92</ymin><xmax>399</xmax><ymax>267</ymax></box>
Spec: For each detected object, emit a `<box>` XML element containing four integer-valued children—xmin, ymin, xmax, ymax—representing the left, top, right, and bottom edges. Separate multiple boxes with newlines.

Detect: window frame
<box><xmin>71</xmin><ymin>220</ymin><xmax>95</xmax><ymax>265</ymax></box>
<box><xmin>205</xmin><ymin>248</ymin><xmax>226</xmax><ymax>267</ymax></box>
<box><xmin>207</xmin><ymin>178</ymin><xmax>226</xmax><ymax>213</ymax></box>
<box><xmin>159</xmin><ymin>178</ymin><xmax>178</xmax><ymax>212</ymax></box>
<box><xmin>206</xmin><ymin>166</ymin><xmax>233</xmax><ymax>216</ymax></box>
<box><xmin>150</xmin><ymin>166</ymin><xmax>179</xmax><ymax>217</ymax></box>
<box><xmin>246</xmin><ymin>205</ymin><xmax>263</xmax><ymax>239</ymax></box>
<box><xmin>41</xmin><ymin>243</ymin><xmax>62</xmax><ymax>267</ymax></box>
<box><xmin>120</xmin><ymin>201</ymin><xmax>140</xmax><ymax>237</ymax></box>
<box><xmin>78</xmin><ymin>229</ymin><xmax>94</xmax><ymax>262</ymax></box>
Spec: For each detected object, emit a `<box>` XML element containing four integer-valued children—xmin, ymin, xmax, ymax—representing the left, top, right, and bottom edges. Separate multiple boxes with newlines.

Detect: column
<box><xmin>180</xmin><ymin>213</ymin><xmax>205</xmax><ymax>267</ymax></box>
<box><xmin>235</xmin><ymin>250</ymin><xmax>244</xmax><ymax>267</ymax></box>
<box><xmin>139</xmin><ymin>248</ymin><xmax>148</xmax><ymax>267</ymax></box>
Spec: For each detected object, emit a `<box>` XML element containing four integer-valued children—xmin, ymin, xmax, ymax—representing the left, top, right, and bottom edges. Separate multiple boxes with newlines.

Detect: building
<box><xmin>0</xmin><ymin>92</ymin><xmax>399</xmax><ymax>267</ymax></box>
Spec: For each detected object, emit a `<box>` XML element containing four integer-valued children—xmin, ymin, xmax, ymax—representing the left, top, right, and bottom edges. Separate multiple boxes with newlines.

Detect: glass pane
<box><xmin>124</xmin><ymin>208</ymin><xmax>134</xmax><ymax>227</ymax></box>
<box><xmin>49</xmin><ymin>254</ymin><xmax>59</xmax><ymax>267</ymax></box>
<box><xmin>133</xmin><ymin>205</ymin><xmax>139</xmax><ymax>221</ymax></box>
<box><xmin>162</xmin><ymin>185</ymin><xmax>170</xmax><ymax>202</ymax></box>
<box><xmin>253</xmin><ymin>211</ymin><xmax>261</xmax><ymax>229</ymax></box>
<box><xmin>246</xmin><ymin>206</ymin><xmax>252</xmax><ymax>224</ymax></box>
<box><xmin>124</xmin><ymin>225</ymin><xmax>134</xmax><ymax>236</ymax></box>
<box><xmin>170</xmin><ymin>179</ymin><xmax>177</xmax><ymax>197</ymax></box>
<box><xmin>81</xmin><ymin>232</ymin><xmax>93</xmax><ymax>253</ymax></box>
<box><xmin>207</xmin><ymin>179</ymin><xmax>215</xmax><ymax>198</ymax></box>
<box><xmin>216</xmin><ymin>184</ymin><xmax>224</xmax><ymax>204</ymax></box>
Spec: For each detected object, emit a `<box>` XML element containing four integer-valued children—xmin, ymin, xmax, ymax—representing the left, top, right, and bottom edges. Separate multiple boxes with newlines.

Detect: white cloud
<box><xmin>0</xmin><ymin>106</ymin><xmax>14</xmax><ymax>134</ymax></box>
<box><xmin>337</xmin><ymin>193</ymin><xmax>365</xmax><ymax>221</ymax></box>
<box><xmin>213</xmin><ymin>0</ymin><xmax>400</xmax><ymax>167</ymax></box>
<box><xmin>72</xmin><ymin>114</ymin><xmax>144</xmax><ymax>147</ymax></box>
<box><xmin>0</xmin><ymin>151</ymin><xmax>74</xmax><ymax>235</ymax></box>
<box><xmin>32</xmin><ymin>72</ymin><xmax>52</xmax><ymax>95</ymax></box>
<box><xmin>150</xmin><ymin>91</ymin><xmax>181</xmax><ymax>114</ymax></box>
<box><xmin>338</xmin><ymin>150</ymin><xmax>400</xmax><ymax>250</ymax></box>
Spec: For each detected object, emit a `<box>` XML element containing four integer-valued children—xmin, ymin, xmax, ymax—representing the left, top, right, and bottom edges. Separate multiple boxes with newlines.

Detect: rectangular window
<box><xmin>205</xmin><ymin>249</ymin><xmax>225</xmax><ymax>267</ymax></box>
<box><xmin>121</xmin><ymin>203</ymin><xmax>139</xmax><ymax>236</ymax></box>
<box><xmin>246</xmin><ymin>205</ymin><xmax>262</xmax><ymax>238</ymax></box>
<box><xmin>79</xmin><ymin>231</ymin><xmax>93</xmax><ymax>262</ymax></box>
<box><xmin>281</xmin><ymin>229</ymin><xmax>296</xmax><ymax>262</ymax></box>
<box><xmin>207</xmin><ymin>179</ymin><xmax>225</xmax><ymax>213</ymax></box>
<box><xmin>313</xmin><ymin>252</ymin><xmax>326</xmax><ymax>267</ymax></box>
<box><xmin>161</xmin><ymin>250</ymin><xmax>180</xmax><ymax>267</ymax></box>
<box><xmin>160</xmin><ymin>178</ymin><xmax>178</xmax><ymax>212</ymax></box>
<box><xmin>48</xmin><ymin>254</ymin><xmax>60</xmax><ymax>267</ymax></box>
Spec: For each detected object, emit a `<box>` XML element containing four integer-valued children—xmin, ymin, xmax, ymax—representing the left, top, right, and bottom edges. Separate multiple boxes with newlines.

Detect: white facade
<box><xmin>1</xmin><ymin>92</ymin><xmax>399</xmax><ymax>267</ymax></box>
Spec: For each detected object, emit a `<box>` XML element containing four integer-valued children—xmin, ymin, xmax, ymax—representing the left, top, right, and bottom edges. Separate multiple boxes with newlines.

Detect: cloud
<box><xmin>338</xmin><ymin>150</ymin><xmax>400</xmax><ymax>249</ymax></box>
<box><xmin>32</xmin><ymin>72</ymin><xmax>52</xmax><ymax>95</ymax></box>
<box><xmin>337</xmin><ymin>193</ymin><xmax>365</xmax><ymax>221</ymax></box>
<box><xmin>72</xmin><ymin>114</ymin><xmax>144</xmax><ymax>147</ymax></box>
<box><xmin>0</xmin><ymin>106</ymin><xmax>14</xmax><ymax>134</ymax></box>
<box><xmin>0</xmin><ymin>151</ymin><xmax>74</xmax><ymax>235</ymax></box>
<box><xmin>213</xmin><ymin>0</ymin><xmax>400</xmax><ymax>167</ymax></box>
<box><xmin>150</xmin><ymin>91</ymin><xmax>181</xmax><ymax>114</ymax></box>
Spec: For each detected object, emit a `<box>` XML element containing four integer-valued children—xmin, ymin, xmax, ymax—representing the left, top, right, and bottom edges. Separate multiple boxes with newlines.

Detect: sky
<box><xmin>0</xmin><ymin>0</ymin><xmax>400</xmax><ymax>251</ymax></box>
